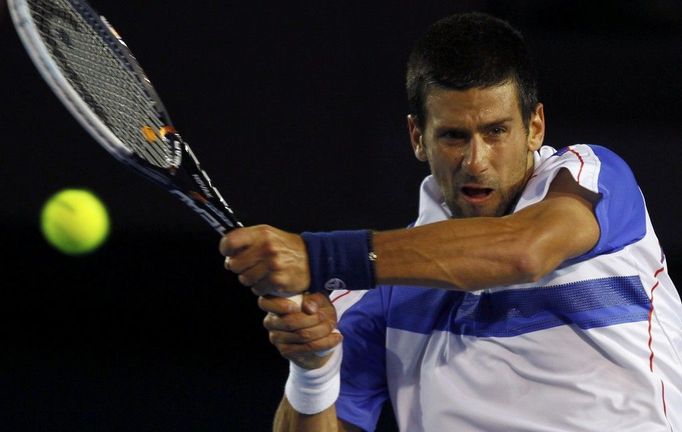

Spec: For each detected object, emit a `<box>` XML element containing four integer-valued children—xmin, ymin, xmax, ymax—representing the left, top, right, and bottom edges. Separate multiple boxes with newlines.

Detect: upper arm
<box><xmin>516</xmin><ymin>144</ymin><xmax>649</xmax><ymax>277</ymax></box>
<box><xmin>509</xmin><ymin>167</ymin><xmax>601</xmax><ymax>279</ymax></box>
<box><xmin>542</xmin><ymin>167</ymin><xmax>601</xmax><ymax>255</ymax></box>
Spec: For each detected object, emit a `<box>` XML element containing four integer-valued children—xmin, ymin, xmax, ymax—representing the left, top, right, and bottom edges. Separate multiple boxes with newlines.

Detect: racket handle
<box><xmin>285</xmin><ymin>293</ymin><xmax>304</xmax><ymax>306</ymax></box>
<box><xmin>280</xmin><ymin>293</ymin><xmax>333</xmax><ymax>358</ymax></box>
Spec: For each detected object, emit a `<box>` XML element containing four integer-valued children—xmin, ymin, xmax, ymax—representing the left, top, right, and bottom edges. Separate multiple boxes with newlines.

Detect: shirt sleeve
<box><xmin>519</xmin><ymin>144</ymin><xmax>647</xmax><ymax>264</ymax></box>
<box><xmin>581</xmin><ymin>145</ymin><xmax>646</xmax><ymax>259</ymax></box>
<box><xmin>332</xmin><ymin>288</ymin><xmax>389</xmax><ymax>431</ymax></box>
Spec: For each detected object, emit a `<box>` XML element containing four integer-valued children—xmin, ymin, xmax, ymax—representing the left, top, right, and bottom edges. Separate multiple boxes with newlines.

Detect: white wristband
<box><xmin>284</xmin><ymin>344</ymin><xmax>342</xmax><ymax>415</ymax></box>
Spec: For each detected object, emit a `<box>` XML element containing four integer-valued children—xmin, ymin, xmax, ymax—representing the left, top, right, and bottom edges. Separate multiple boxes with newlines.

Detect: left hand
<box><xmin>259</xmin><ymin>293</ymin><xmax>342</xmax><ymax>370</ymax></box>
<box><xmin>219</xmin><ymin>224</ymin><xmax>311</xmax><ymax>298</ymax></box>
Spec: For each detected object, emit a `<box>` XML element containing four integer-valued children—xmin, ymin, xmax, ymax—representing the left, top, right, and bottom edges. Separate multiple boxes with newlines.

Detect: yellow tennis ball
<box><xmin>40</xmin><ymin>188</ymin><xmax>110</xmax><ymax>255</ymax></box>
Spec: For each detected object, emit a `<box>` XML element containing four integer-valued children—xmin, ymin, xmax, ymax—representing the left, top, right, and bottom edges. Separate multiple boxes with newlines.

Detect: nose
<box><xmin>462</xmin><ymin>136</ymin><xmax>489</xmax><ymax>175</ymax></box>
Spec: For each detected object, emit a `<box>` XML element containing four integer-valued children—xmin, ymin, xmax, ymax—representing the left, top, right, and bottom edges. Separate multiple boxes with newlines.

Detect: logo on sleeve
<box><xmin>324</xmin><ymin>278</ymin><xmax>346</xmax><ymax>291</ymax></box>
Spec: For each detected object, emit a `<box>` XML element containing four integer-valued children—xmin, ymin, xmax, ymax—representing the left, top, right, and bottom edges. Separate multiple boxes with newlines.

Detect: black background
<box><xmin>1</xmin><ymin>1</ymin><xmax>681</xmax><ymax>431</ymax></box>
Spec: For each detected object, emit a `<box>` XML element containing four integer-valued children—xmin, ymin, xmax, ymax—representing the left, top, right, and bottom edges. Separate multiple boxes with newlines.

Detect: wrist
<box><xmin>284</xmin><ymin>345</ymin><xmax>342</xmax><ymax>415</ymax></box>
<box><xmin>301</xmin><ymin>229</ymin><xmax>377</xmax><ymax>293</ymax></box>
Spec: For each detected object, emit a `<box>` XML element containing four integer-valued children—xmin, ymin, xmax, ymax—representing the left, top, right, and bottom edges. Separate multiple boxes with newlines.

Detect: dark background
<box><xmin>1</xmin><ymin>1</ymin><xmax>681</xmax><ymax>431</ymax></box>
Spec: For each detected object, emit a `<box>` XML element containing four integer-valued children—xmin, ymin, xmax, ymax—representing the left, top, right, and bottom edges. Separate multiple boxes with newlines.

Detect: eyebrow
<box><xmin>477</xmin><ymin>117</ymin><xmax>514</xmax><ymax>131</ymax></box>
<box><xmin>435</xmin><ymin>117</ymin><xmax>514</xmax><ymax>134</ymax></box>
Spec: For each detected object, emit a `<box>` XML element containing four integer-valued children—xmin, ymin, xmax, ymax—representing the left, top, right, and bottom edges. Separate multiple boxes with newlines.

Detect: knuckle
<box><xmin>304</xmin><ymin>341</ymin><xmax>322</xmax><ymax>352</ymax></box>
<box><xmin>262</xmin><ymin>240</ymin><xmax>278</xmax><ymax>257</ymax></box>
<box><xmin>269</xmin><ymin>272</ymin><xmax>288</xmax><ymax>288</ymax></box>
<box><xmin>262</xmin><ymin>313</ymin><xmax>274</xmax><ymax>329</ymax></box>
<box><xmin>257</xmin><ymin>225</ymin><xmax>275</xmax><ymax>240</ymax></box>
<box><xmin>281</xmin><ymin>318</ymin><xmax>296</xmax><ymax>332</ymax></box>
<box><xmin>296</xmin><ymin>328</ymin><xmax>312</xmax><ymax>340</ymax></box>
<box><xmin>219</xmin><ymin>233</ymin><xmax>234</xmax><ymax>249</ymax></box>
<box><xmin>269</xmin><ymin>259</ymin><xmax>285</xmax><ymax>272</ymax></box>
<box><xmin>256</xmin><ymin>297</ymin><xmax>267</xmax><ymax>311</ymax></box>
<box><xmin>254</xmin><ymin>224</ymin><xmax>272</xmax><ymax>233</ymax></box>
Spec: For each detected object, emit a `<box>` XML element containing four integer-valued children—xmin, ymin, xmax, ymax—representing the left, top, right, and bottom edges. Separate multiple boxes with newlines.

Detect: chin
<box><xmin>450</xmin><ymin>201</ymin><xmax>504</xmax><ymax>219</ymax></box>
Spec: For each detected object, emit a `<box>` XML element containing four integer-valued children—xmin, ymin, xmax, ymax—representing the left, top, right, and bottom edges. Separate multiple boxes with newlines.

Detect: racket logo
<box><xmin>191</xmin><ymin>174</ymin><xmax>215</xmax><ymax>199</ymax></box>
<box><xmin>169</xmin><ymin>190</ymin><xmax>227</xmax><ymax>235</ymax></box>
<box><xmin>159</xmin><ymin>126</ymin><xmax>183</xmax><ymax>169</ymax></box>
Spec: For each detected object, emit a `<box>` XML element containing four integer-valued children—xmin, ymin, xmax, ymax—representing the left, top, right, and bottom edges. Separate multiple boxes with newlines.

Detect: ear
<box><xmin>527</xmin><ymin>103</ymin><xmax>545</xmax><ymax>152</ymax></box>
<box><xmin>407</xmin><ymin>114</ymin><xmax>428</xmax><ymax>162</ymax></box>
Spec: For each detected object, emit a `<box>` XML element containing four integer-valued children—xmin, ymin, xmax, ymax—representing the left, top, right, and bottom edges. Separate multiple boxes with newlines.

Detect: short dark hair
<box><xmin>406</xmin><ymin>12</ymin><xmax>538</xmax><ymax>130</ymax></box>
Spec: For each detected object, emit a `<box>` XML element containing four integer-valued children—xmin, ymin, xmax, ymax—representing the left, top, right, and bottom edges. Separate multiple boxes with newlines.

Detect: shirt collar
<box><xmin>414</xmin><ymin>175</ymin><xmax>451</xmax><ymax>227</ymax></box>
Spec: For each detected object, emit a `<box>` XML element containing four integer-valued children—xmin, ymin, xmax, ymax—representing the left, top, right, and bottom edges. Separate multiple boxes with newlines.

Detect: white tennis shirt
<box><xmin>331</xmin><ymin>144</ymin><xmax>682</xmax><ymax>431</ymax></box>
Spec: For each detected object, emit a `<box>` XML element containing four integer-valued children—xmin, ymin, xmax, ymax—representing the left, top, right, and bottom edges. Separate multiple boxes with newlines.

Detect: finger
<box><xmin>276</xmin><ymin>330</ymin><xmax>343</xmax><ymax>358</ymax></box>
<box><xmin>219</xmin><ymin>226</ymin><xmax>261</xmax><ymax>256</ymax></box>
<box><xmin>219</xmin><ymin>229</ymin><xmax>240</xmax><ymax>257</ymax></box>
<box><xmin>225</xmin><ymin>231</ymin><xmax>288</xmax><ymax>277</ymax></box>
<box><xmin>257</xmin><ymin>292</ymin><xmax>332</xmax><ymax>318</ymax></box>
<box><xmin>268</xmin><ymin>319</ymin><xmax>337</xmax><ymax>345</ymax></box>
<box><xmin>300</xmin><ymin>293</ymin><xmax>334</xmax><ymax>315</ymax></box>
<box><xmin>237</xmin><ymin>261</ymin><xmax>270</xmax><ymax>287</ymax></box>
<box><xmin>263</xmin><ymin>310</ymin><xmax>325</xmax><ymax>332</ymax></box>
<box><xmin>249</xmin><ymin>268</ymin><xmax>302</xmax><ymax>297</ymax></box>
<box><xmin>228</xmin><ymin>252</ymin><xmax>263</xmax><ymax>276</ymax></box>
<box><xmin>258</xmin><ymin>295</ymin><xmax>303</xmax><ymax>314</ymax></box>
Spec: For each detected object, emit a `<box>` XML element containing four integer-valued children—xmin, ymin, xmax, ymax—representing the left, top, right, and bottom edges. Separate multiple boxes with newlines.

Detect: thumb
<box><xmin>301</xmin><ymin>296</ymin><xmax>320</xmax><ymax>315</ymax></box>
<box><xmin>301</xmin><ymin>292</ymin><xmax>334</xmax><ymax>316</ymax></box>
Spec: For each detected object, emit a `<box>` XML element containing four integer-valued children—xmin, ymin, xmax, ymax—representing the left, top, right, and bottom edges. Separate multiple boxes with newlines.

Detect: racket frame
<box><xmin>8</xmin><ymin>0</ymin><xmax>242</xmax><ymax>235</ymax></box>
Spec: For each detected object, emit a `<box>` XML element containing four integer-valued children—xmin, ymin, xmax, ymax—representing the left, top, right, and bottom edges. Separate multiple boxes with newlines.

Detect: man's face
<box><xmin>409</xmin><ymin>82</ymin><xmax>545</xmax><ymax>218</ymax></box>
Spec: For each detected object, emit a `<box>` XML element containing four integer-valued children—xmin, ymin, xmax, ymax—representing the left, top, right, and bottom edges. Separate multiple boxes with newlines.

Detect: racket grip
<box><xmin>286</xmin><ymin>293</ymin><xmax>304</xmax><ymax>306</ymax></box>
<box><xmin>280</xmin><ymin>293</ymin><xmax>333</xmax><ymax>358</ymax></box>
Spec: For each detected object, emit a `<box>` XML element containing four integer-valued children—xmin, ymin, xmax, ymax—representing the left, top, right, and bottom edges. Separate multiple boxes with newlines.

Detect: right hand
<box><xmin>220</xmin><ymin>225</ymin><xmax>311</xmax><ymax>299</ymax></box>
<box><xmin>259</xmin><ymin>293</ymin><xmax>342</xmax><ymax>370</ymax></box>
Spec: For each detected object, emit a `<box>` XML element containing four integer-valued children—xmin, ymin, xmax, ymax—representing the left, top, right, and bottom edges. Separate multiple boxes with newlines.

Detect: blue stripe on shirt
<box><xmin>384</xmin><ymin>276</ymin><xmax>650</xmax><ymax>338</ymax></box>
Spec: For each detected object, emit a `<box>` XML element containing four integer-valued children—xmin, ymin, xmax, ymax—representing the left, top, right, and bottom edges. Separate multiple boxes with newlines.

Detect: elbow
<box><xmin>512</xmin><ymin>247</ymin><xmax>551</xmax><ymax>283</ymax></box>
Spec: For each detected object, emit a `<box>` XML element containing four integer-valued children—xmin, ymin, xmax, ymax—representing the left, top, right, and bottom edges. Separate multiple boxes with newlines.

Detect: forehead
<box><xmin>424</xmin><ymin>82</ymin><xmax>521</xmax><ymax>127</ymax></box>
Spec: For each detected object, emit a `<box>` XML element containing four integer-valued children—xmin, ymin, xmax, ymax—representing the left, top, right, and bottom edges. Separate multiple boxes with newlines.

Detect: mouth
<box><xmin>461</xmin><ymin>186</ymin><xmax>494</xmax><ymax>203</ymax></box>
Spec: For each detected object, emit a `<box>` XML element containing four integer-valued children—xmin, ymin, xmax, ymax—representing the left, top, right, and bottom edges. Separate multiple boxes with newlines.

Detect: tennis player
<box><xmin>220</xmin><ymin>12</ymin><xmax>682</xmax><ymax>432</ymax></box>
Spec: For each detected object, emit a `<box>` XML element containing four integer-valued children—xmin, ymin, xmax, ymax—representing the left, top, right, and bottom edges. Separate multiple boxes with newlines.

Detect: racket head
<box><xmin>9</xmin><ymin>0</ymin><xmax>242</xmax><ymax>233</ymax></box>
<box><xmin>8</xmin><ymin>0</ymin><xmax>194</xmax><ymax>174</ymax></box>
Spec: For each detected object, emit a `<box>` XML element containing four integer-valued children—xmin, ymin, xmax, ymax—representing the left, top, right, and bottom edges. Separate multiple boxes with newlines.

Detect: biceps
<box><xmin>538</xmin><ymin>168</ymin><xmax>601</xmax><ymax>260</ymax></box>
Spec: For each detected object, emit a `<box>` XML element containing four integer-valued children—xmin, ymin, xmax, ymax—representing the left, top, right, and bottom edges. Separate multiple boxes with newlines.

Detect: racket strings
<box><xmin>27</xmin><ymin>0</ymin><xmax>173</xmax><ymax>169</ymax></box>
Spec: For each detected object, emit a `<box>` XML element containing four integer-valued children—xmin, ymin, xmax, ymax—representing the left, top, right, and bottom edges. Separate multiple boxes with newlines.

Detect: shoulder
<box><xmin>516</xmin><ymin>144</ymin><xmax>637</xmax><ymax>211</ymax></box>
<box><xmin>539</xmin><ymin>144</ymin><xmax>634</xmax><ymax>173</ymax></box>
<box><xmin>539</xmin><ymin>145</ymin><xmax>648</xmax><ymax>261</ymax></box>
<box><xmin>537</xmin><ymin>144</ymin><xmax>634</xmax><ymax>191</ymax></box>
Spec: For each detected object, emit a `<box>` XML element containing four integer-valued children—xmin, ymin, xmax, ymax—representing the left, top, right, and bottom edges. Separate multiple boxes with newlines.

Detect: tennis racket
<box><xmin>8</xmin><ymin>0</ymin><xmax>304</xmax><ymax>306</ymax></box>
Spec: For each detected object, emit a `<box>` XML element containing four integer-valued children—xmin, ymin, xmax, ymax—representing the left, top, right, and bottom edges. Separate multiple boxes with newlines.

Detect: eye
<box><xmin>440</xmin><ymin>130</ymin><xmax>469</xmax><ymax>141</ymax></box>
<box><xmin>487</xmin><ymin>126</ymin><xmax>507</xmax><ymax>138</ymax></box>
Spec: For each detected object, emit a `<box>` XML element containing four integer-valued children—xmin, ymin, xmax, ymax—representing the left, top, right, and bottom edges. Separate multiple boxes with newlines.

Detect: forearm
<box><xmin>373</xmin><ymin>195</ymin><xmax>598</xmax><ymax>291</ymax></box>
<box><xmin>273</xmin><ymin>397</ymin><xmax>341</xmax><ymax>432</ymax></box>
<box><xmin>373</xmin><ymin>216</ymin><xmax>533</xmax><ymax>290</ymax></box>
